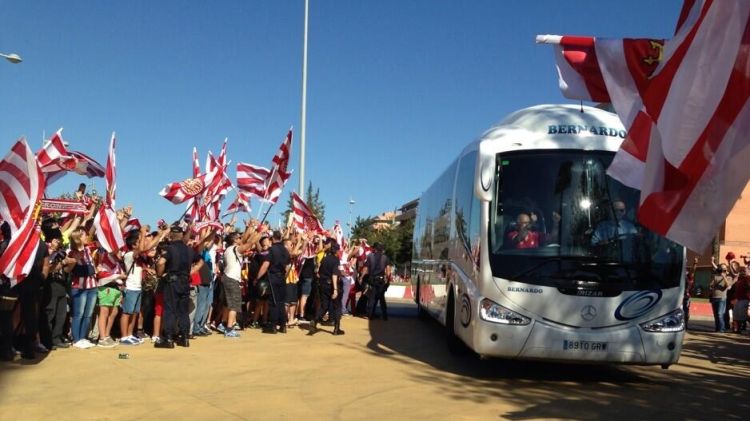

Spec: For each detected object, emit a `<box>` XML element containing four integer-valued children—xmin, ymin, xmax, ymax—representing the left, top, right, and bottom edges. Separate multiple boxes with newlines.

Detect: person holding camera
<box><xmin>709</xmin><ymin>258</ymin><xmax>731</xmax><ymax>333</ymax></box>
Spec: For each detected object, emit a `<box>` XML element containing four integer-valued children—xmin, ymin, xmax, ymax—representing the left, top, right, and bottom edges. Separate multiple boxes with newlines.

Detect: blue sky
<box><xmin>0</xmin><ymin>1</ymin><xmax>681</xmax><ymax>233</ymax></box>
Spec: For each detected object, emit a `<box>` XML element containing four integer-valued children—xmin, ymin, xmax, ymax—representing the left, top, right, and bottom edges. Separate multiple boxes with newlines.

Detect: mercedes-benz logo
<box><xmin>581</xmin><ymin>305</ymin><xmax>597</xmax><ymax>321</ymax></box>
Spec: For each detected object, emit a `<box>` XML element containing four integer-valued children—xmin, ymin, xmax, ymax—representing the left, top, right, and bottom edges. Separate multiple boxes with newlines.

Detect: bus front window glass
<box><xmin>490</xmin><ymin>150</ymin><xmax>683</xmax><ymax>290</ymax></box>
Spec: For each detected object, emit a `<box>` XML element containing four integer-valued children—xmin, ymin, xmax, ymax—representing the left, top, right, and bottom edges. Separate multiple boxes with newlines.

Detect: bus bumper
<box><xmin>472</xmin><ymin>319</ymin><xmax>683</xmax><ymax>365</ymax></box>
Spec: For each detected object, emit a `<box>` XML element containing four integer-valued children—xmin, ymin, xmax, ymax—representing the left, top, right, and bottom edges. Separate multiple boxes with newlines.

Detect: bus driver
<box><xmin>507</xmin><ymin>213</ymin><xmax>540</xmax><ymax>249</ymax></box>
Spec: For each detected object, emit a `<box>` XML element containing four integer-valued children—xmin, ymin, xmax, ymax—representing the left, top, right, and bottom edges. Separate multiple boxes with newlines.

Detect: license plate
<box><xmin>563</xmin><ymin>340</ymin><xmax>608</xmax><ymax>351</ymax></box>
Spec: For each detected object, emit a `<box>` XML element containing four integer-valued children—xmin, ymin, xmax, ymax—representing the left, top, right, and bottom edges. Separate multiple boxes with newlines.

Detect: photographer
<box><xmin>709</xmin><ymin>257</ymin><xmax>731</xmax><ymax>333</ymax></box>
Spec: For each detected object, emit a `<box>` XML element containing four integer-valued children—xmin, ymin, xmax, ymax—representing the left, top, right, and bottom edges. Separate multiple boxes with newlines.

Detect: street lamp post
<box><xmin>298</xmin><ymin>0</ymin><xmax>309</xmax><ymax>200</ymax></box>
<box><xmin>0</xmin><ymin>53</ymin><xmax>22</xmax><ymax>64</ymax></box>
<box><xmin>347</xmin><ymin>198</ymin><xmax>355</xmax><ymax>237</ymax></box>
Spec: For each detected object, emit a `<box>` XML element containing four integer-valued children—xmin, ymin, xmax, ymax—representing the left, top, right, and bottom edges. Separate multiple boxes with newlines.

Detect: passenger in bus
<box><xmin>506</xmin><ymin>213</ymin><xmax>540</xmax><ymax>249</ymax></box>
<box><xmin>591</xmin><ymin>200</ymin><xmax>638</xmax><ymax>246</ymax></box>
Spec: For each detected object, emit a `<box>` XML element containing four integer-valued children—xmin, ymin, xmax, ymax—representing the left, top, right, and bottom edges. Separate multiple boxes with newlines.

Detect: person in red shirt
<box><xmin>731</xmin><ymin>272</ymin><xmax>749</xmax><ymax>333</ymax></box>
<box><xmin>507</xmin><ymin>213</ymin><xmax>540</xmax><ymax>249</ymax></box>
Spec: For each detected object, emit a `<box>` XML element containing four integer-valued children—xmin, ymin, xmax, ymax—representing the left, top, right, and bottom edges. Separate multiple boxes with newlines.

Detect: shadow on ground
<box><xmin>366</xmin><ymin>308</ymin><xmax>750</xmax><ymax>420</ymax></box>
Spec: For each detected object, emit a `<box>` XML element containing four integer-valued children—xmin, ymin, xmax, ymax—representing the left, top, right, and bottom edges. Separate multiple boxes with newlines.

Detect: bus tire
<box><xmin>416</xmin><ymin>277</ymin><xmax>428</xmax><ymax>321</ymax></box>
<box><xmin>446</xmin><ymin>291</ymin><xmax>469</xmax><ymax>356</ymax></box>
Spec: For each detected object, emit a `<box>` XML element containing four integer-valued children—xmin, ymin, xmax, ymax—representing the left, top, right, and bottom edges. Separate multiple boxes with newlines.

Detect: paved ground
<box><xmin>1</xmin><ymin>300</ymin><xmax>748</xmax><ymax>421</ymax></box>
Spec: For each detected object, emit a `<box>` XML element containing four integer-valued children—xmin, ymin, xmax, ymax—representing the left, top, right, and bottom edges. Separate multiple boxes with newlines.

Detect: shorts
<box><xmin>154</xmin><ymin>292</ymin><xmax>164</xmax><ymax>317</ymax></box>
<box><xmin>733</xmin><ymin>299</ymin><xmax>749</xmax><ymax>322</ymax></box>
<box><xmin>222</xmin><ymin>275</ymin><xmax>242</xmax><ymax>312</ymax></box>
<box><xmin>97</xmin><ymin>286</ymin><xmax>122</xmax><ymax>307</ymax></box>
<box><xmin>285</xmin><ymin>283</ymin><xmax>298</xmax><ymax>304</ymax></box>
<box><xmin>298</xmin><ymin>278</ymin><xmax>313</xmax><ymax>296</ymax></box>
<box><xmin>121</xmin><ymin>289</ymin><xmax>142</xmax><ymax>314</ymax></box>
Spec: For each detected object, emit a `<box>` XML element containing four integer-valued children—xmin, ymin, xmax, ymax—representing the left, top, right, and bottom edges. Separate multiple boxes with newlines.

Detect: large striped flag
<box><xmin>265</xmin><ymin>128</ymin><xmax>293</xmax><ymax>204</ymax></box>
<box><xmin>236</xmin><ymin>162</ymin><xmax>271</xmax><ymax>198</ymax></box>
<box><xmin>539</xmin><ymin>34</ymin><xmax>665</xmax><ymax>188</ymax></box>
<box><xmin>291</xmin><ymin>191</ymin><xmax>324</xmax><ymax>234</ymax></box>
<box><xmin>94</xmin><ymin>133</ymin><xmax>125</xmax><ymax>253</ymax></box>
<box><xmin>0</xmin><ymin>139</ymin><xmax>46</xmax><ymax>284</ymax></box>
<box><xmin>542</xmin><ymin>0</ymin><xmax>750</xmax><ymax>251</ymax></box>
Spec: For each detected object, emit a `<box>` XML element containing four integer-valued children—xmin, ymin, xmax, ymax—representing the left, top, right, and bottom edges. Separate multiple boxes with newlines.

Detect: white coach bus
<box><xmin>411</xmin><ymin>104</ymin><xmax>685</xmax><ymax>368</ymax></box>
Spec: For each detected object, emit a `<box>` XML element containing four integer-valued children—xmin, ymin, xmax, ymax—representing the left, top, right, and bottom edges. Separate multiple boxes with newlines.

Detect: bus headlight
<box><xmin>639</xmin><ymin>309</ymin><xmax>685</xmax><ymax>333</ymax></box>
<box><xmin>480</xmin><ymin>298</ymin><xmax>530</xmax><ymax>325</ymax></box>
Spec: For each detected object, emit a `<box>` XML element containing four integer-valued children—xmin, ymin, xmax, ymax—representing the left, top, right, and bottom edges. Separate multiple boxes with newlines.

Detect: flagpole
<box><xmin>298</xmin><ymin>0</ymin><xmax>309</xmax><ymax>200</ymax></box>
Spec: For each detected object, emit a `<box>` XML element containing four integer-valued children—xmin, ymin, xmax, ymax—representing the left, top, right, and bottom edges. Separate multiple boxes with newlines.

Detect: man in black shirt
<box><xmin>257</xmin><ymin>231</ymin><xmax>290</xmax><ymax>334</ymax></box>
<box><xmin>15</xmin><ymin>239</ymin><xmax>50</xmax><ymax>359</ymax></box>
<box><xmin>361</xmin><ymin>242</ymin><xmax>391</xmax><ymax>321</ymax></box>
<box><xmin>309</xmin><ymin>238</ymin><xmax>344</xmax><ymax>336</ymax></box>
<box><xmin>155</xmin><ymin>225</ymin><xmax>196</xmax><ymax>348</ymax></box>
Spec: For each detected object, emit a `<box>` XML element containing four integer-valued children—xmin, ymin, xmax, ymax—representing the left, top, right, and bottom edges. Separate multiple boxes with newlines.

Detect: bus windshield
<box><xmin>489</xmin><ymin>150</ymin><xmax>683</xmax><ymax>290</ymax></box>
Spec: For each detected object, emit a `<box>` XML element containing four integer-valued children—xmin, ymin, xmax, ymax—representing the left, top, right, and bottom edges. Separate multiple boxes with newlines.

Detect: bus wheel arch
<box><xmin>446</xmin><ymin>288</ymin><xmax>470</xmax><ymax>355</ymax></box>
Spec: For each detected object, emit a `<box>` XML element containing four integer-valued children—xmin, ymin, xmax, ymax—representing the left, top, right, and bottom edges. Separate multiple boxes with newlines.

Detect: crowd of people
<box><xmin>0</xmin><ymin>187</ymin><xmax>393</xmax><ymax>360</ymax></box>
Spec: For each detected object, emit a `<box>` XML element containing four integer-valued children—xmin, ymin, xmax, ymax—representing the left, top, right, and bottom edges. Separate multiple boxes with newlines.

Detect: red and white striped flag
<box><xmin>237</xmin><ymin>162</ymin><xmax>271</xmax><ymax>199</ymax></box>
<box><xmin>357</xmin><ymin>239</ymin><xmax>372</xmax><ymax>263</ymax></box>
<box><xmin>291</xmin><ymin>192</ymin><xmax>324</xmax><ymax>234</ymax></box>
<box><xmin>626</xmin><ymin>0</ymin><xmax>750</xmax><ymax>251</ymax></box>
<box><xmin>543</xmin><ymin>0</ymin><xmax>750</xmax><ymax>251</ymax></box>
<box><xmin>199</xmin><ymin>152</ymin><xmax>232</xmax><ymax>221</ymax></box>
<box><xmin>540</xmin><ymin>34</ymin><xmax>665</xmax><ymax>188</ymax></box>
<box><xmin>36</xmin><ymin>129</ymin><xmax>77</xmax><ymax>175</ymax></box>
<box><xmin>185</xmin><ymin>147</ymin><xmax>202</xmax><ymax>221</ymax></box>
<box><xmin>332</xmin><ymin>220</ymin><xmax>346</xmax><ymax>250</ymax></box>
<box><xmin>94</xmin><ymin>133</ymin><xmax>125</xmax><ymax>253</ymax></box>
<box><xmin>95</xmin><ymin>251</ymin><xmax>123</xmax><ymax>287</ymax></box>
<box><xmin>265</xmin><ymin>128</ymin><xmax>293</xmax><ymax>204</ymax></box>
<box><xmin>160</xmin><ymin>175</ymin><xmax>208</xmax><ymax>204</ymax></box>
<box><xmin>217</xmin><ymin>138</ymin><xmax>228</xmax><ymax>169</ymax></box>
<box><xmin>124</xmin><ymin>218</ymin><xmax>141</xmax><ymax>234</ymax></box>
<box><xmin>223</xmin><ymin>191</ymin><xmax>250</xmax><ymax>218</ymax></box>
<box><xmin>0</xmin><ymin>139</ymin><xmax>46</xmax><ymax>284</ymax></box>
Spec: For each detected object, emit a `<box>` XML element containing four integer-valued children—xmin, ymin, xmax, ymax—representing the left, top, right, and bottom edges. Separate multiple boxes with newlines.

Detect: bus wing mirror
<box><xmin>475</xmin><ymin>146</ymin><xmax>494</xmax><ymax>202</ymax></box>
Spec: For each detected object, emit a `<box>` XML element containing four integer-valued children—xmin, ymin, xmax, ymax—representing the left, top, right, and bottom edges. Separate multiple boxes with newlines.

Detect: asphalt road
<box><xmin>1</xmin><ymin>300</ymin><xmax>748</xmax><ymax>421</ymax></box>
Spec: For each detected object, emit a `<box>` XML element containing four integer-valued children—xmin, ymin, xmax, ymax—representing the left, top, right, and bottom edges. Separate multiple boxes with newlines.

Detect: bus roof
<box><xmin>464</xmin><ymin>104</ymin><xmax>626</xmax><ymax>156</ymax></box>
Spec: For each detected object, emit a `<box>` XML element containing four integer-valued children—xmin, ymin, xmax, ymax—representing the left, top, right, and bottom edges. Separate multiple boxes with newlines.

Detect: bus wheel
<box><xmin>446</xmin><ymin>291</ymin><xmax>469</xmax><ymax>356</ymax></box>
<box><xmin>416</xmin><ymin>277</ymin><xmax>428</xmax><ymax>321</ymax></box>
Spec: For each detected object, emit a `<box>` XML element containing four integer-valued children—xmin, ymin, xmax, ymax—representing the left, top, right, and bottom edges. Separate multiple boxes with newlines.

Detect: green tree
<box><xmin>283</xmin><ymin>180</ymin><xmax>326</xmax><ymax>225</ymax></box>
<box><xmin>351</xmin><ymin>215</ymin><xmax>414</xmax><ymax>276</ymax></box>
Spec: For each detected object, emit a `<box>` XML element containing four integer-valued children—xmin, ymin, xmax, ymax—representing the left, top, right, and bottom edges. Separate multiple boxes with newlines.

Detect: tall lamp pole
<box><xmin>298</xmin><ymin>0</ymin><xmax>309</xmax><ymax>199</ymax></box>
<box><xmin>348</xmin><ymin>198</ymin><xmax>355</xmax><ymax>237</ymax></box>
<box><xmin>0</xmin><ymin>53</ymin><xmax>22</xmax><ymax>64</ymax></box>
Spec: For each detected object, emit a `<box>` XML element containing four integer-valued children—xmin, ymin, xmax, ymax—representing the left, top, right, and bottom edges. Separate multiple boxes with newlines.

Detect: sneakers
<box><xmin>151</xmin><ymin>336</ymin><xmax>160</xmax><ymax>344</ymax></box>
<box><xmin>216</xmin><ymin>323</ymin><xmax>227</xmax><ymax>334</ymax></box>
<box><xmin>224</xmin><ymin>330</ymin><xmax>240</xmax><ymax>338</ymax></box>
<box><xmin>97</xmin><ymin>337</ymin><xmax>117</xmax><ymax>348</ymax></box>
<box><xmin>120</xmin><ymin>336</ymin><xmax>140</xmax><ymax>346</ymax></box>
<box><xmin>154</xmin><ymin>338</ymin><xmax>175</xmax><ymax>349</ymax></box>
<box><xmin>232</xmin><ymin>323</ymin><xmax>241</xmax><ymax>331</ymax></box>
<box><xmin>73</xmin><ymin>339</ymin><xmax>95</xmax><ymax>349</ymax></box>
<box><xmin>135</xmin><ymin>330</ymin><xmax>150</xmax><ymax>340</ymax></box>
